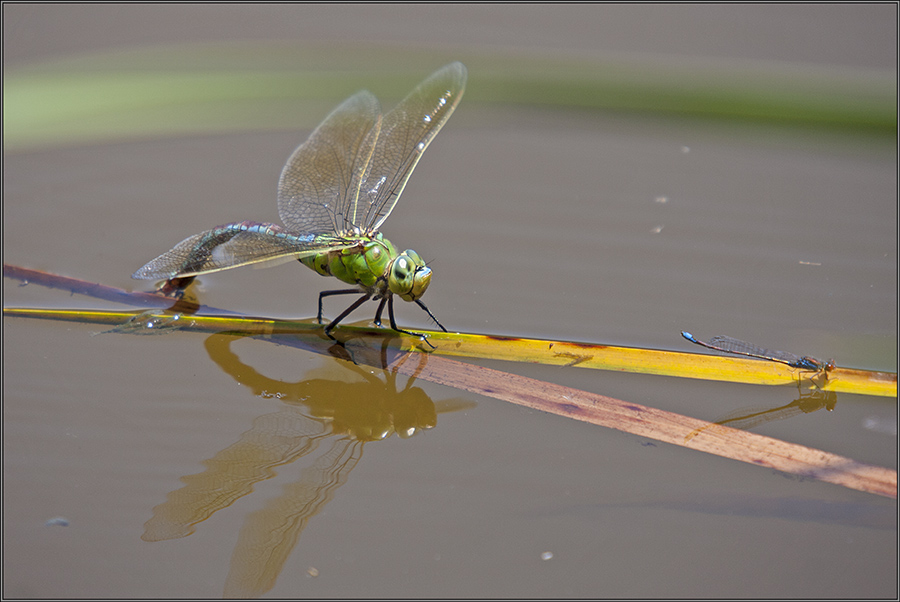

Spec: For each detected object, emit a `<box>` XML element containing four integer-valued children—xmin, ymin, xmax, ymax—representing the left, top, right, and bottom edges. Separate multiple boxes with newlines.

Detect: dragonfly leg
<box><xmin>323</xmin><ymin>292</ymin><xmax>371</xmax><ymax>338</ymax></box>
<box><xmin>386</xmin><ymin>296</ymin><xmax>437</xmax><ymax>349</ymax></box>
<box><xmin>373</xmin><ymin>297</ymin><xmax>389</xmax><ymax>328</ymax></box>
<box><xmin>415</xmin><ymin>299</ymin><xmax>448</xmax><ymax>333</ymax></box>
<box><xmin>318</xmin><ymin>288</ymin><xmax>365</xmax><ymax>324</ymax></box>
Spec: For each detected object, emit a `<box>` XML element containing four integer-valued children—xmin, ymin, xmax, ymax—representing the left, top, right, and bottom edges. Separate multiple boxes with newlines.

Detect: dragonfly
<box><xmin>681</xmin><ymin>331</ymin><xmax>835</xmax><ymax>373</ymax></box>
<box><xmin>133</xmin><ymin>62</ymin><xmax>467</xmax><ymax>342</ymax></box>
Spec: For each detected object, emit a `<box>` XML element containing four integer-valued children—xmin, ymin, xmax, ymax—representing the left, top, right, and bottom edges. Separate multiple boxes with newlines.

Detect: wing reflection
<box><xmin>225</xmin><ymin>435</ymin><xmax>364</xmax><ymax>597</ymax></box>
<box><xmin>142</xmin><ymin>332</ymin><xmax>474</xmax><ymax>598</ymax></box>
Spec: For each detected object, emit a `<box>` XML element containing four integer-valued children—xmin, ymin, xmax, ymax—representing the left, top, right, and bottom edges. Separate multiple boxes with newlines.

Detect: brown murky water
<box><xmin>4</xmin><ymin>4</ymin><xmax>896</xmax><ymax>599</ymax></box>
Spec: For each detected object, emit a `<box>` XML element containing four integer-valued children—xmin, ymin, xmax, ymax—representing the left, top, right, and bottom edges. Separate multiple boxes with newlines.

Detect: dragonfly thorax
<box><xmin>299</xmin><ymin>233</ymin><xmax>433</xmax><ymax>302</ymax></box>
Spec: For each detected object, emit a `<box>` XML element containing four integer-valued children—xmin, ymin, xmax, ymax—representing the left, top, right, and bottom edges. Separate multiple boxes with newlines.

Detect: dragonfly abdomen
<box><xmin>133</xmin><ymin>221</ymin><xmax>317</xmax><ymax>280</ymax></box>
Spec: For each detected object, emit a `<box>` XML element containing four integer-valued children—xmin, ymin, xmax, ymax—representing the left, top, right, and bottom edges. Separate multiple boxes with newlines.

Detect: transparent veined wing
<box><xmin>132</xmin><ymin>221</ymin><xmax>359</xmax><ymax>280</ymax></box>
<box><xmin>277</xmin><ymin>91</ymin><xmax>382</xmax><ymax>235</ymax></box>
<box><xmin>351</xmin><ymin>62</ymin><xmax>467</xmax><ymax>232</ymax></box>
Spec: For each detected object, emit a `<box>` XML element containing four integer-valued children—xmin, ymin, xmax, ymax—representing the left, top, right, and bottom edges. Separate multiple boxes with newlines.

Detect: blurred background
<box><xmin>4</xmin><ymin>4</ymin><xmax>896</xmax><ymax>599</ymax></box>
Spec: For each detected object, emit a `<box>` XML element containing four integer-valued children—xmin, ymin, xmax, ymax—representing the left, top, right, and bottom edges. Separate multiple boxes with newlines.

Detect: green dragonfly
<box><xmin>133</xmin><ymin>62</ymin><xmax>467</xmax><ymax>342</ymax></box>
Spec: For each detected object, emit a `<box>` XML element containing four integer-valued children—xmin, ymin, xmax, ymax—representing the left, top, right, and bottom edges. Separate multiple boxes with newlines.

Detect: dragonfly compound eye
<box><xmin>389</xmin><ymin>250</ymin><xmax>431</xmax><ymax>302</ymax></box>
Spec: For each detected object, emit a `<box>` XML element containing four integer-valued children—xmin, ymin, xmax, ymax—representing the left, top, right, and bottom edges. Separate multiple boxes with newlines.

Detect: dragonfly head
<box><xmin>388</xmin><ymin>250</ymin><xmax>432</xmax><ymax>302</ymax></box>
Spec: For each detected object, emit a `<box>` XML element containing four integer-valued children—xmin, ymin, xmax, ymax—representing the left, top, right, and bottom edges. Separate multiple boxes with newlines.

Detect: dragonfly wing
<box><xmin>354</xmin><ymin>62</ymin><xmax>467</xmax><ymax>232</ymax></box>
<box><xmin>277</xmin><ymin>91</ymin><xmax>382</xmax><ymax>235</ymax></box>
<box><xmin>132</xmin><ymin>222</ymin><xmax>358</xmax><ymax>280</ymax></box>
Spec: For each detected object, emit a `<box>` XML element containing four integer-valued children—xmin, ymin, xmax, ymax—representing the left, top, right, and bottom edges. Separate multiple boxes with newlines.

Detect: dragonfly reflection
<box><xmin>685</xmin><ymin>388</ymin><xmax>838</xmax><ymax>443</ymax></box>
<box><xmin>141</xmin><ymin>332</ymin><xmax>473</xmax><ymax>598</ymax></box>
